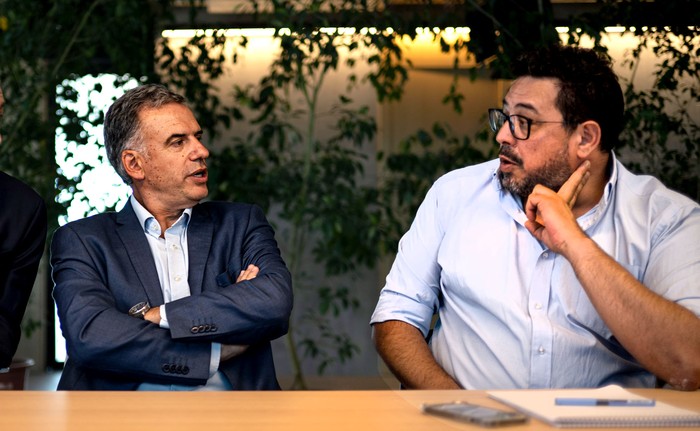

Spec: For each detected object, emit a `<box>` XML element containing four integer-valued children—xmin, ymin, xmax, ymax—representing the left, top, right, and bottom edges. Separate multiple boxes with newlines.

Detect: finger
<box><xmin>248</xmin><ymin>264</ymin><xmax>260</xmax><ymax>276</ymax></box>
<box><xmin>525</xmin><ymin>185</ymin><xmax>547</xmax><ymax>226</ymax></box>
<box><xmin>532</xmin><ymin>215</ymin><xmax>545</xmax><ymax>230</ymax></box>
<box><xmin>236</xmin><ymin>266</ymin><xmax>250</xmax><ymax>282</ymax></box>
<box><xmin>237</xmin><ymin>267</ymin><xmax>252</xmax><ymax>282</ymax></box>
<box><xmin>568</xmin><ymin>170</ymin><xmax>589</xmax><ymax>208</ymax></box>
<box><xmin>524</xmin><ymin>218</ymin><xmax>544</xmax><ymax>237</ymax></box>
<box><xmin>236</xmin><ymin>264</ymin><xmax>259</xmax><ymax>282</ymax></box>
<box><xmin>558</xmin><ymin>160</ymin><xmax>591</xmax><ymax>208</ymax></box>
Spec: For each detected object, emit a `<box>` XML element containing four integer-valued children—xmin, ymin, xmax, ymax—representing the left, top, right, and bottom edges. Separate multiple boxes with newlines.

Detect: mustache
<box><xmin>499</xmin><ymin>146</ymin><xmax>523</xmax><ymax>166</ymax></box>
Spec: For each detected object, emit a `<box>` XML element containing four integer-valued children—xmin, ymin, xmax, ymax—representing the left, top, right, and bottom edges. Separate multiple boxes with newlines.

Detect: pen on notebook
<box><xmin>555</xmin><ymin>398</ymin><xmax>656</xmax><ymax>407</ymax></box>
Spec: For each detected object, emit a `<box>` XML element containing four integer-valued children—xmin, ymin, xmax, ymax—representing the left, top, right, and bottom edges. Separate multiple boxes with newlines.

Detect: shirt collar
<box><xmin>577</xmin><ymin>152</ymin><xmax>618</xmax><ymax>230</ymax></box>
<box><xmin>130</xmin><ymin>195</ymin><xmax>192</xmax><ymax>238</ymax></box>
<box><xmin>603</xmin><ymin>151</ymin><xmax>618</xmax><ymax>203</ymax></box>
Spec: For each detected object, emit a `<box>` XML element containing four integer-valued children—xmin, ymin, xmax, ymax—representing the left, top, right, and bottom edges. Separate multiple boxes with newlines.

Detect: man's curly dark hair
<box><xmin>511</xmin><ymin>44</ymin><xmax>624</xmax><ymax>152</ymax></box>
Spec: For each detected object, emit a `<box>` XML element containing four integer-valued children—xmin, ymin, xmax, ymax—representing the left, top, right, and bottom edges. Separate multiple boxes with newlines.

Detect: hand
<box><xmin>524</xmin><ymin>160</ymin><xmax>591</xmax><ymax>254</ymax></box>
<box><xmin>220</xmin><ymin>344</ymin><xmax>249</xmax><ymax>362</ymax></box>
<box><xmin>236</xmin><ymin>264</ymin><xmax>259</xmax><ymax>282</ymax></box>
<box><xmin>143</xmin><ymin>306</ymin><xmax>161</xmax><ymax>325</ymax></box>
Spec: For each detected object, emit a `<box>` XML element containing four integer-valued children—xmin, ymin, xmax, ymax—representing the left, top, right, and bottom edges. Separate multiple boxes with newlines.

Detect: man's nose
<box><xmin>192</xmin><ymin>138</ymin><xmax>209</xmax><ymax>160</ymax></box>
<box><xmin>495</xmin><ymin>121</ymin><xmax>515</xmax><ymax>147</ymax></box>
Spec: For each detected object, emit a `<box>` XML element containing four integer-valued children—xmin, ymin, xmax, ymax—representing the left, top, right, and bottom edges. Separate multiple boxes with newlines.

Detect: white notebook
<box><xmin>487</xmin><ymin>385</ymin><xmax>700</xmax><ymax>428</ymax></box>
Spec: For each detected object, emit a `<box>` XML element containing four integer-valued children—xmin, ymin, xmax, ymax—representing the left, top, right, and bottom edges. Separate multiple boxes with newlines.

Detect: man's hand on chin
<box><xmin>525</xmin><ymin>160</ymin><xmax>591</xmax><ymax>254</ymax></box>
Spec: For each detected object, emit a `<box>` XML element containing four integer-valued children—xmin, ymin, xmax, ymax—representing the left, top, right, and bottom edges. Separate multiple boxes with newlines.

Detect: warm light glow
<box><xmin>605</xmin><ymin>26</ymin><xmax>626</xmax><ymax>33</ymax></box>
<box><xmin>554</xmin><ymin>26</ymin><xmax>636</xmax><ymax>34</ymax></box>
<box><xmin>162</xmin><ymin>27</ymin><xmax>407</xmax><ymax>39</ymax></box>
<box><xmin>162</xmin><ymin>28</ymin><xmax>276</xmax><ymax>38</ymax></box>
<box><xmin>164</xmin><ymin>25</ymin><xmax>697</xmax><ymax>40</ymax></box>
<box><xmin>414</xmin><ymin>26</ymin><xmax>470</xmax><ymax>41</ymax></box>
<box><xmin>319</xmin><ymin>27</ymin><xmax>357</xmax><ymax>35</ymax></box>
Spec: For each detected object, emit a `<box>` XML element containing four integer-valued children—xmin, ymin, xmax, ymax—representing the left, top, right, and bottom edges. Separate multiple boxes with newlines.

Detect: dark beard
<box><xmin>498</xmin><ymin>146</ymin><xmax>573</xmax><ymax>201</ymax></box>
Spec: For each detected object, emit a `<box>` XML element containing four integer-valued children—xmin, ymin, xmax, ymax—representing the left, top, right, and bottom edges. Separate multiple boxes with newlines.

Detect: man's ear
<box><xmin>576</xmin><ymin>120</ymin><xmax>602</xmax><ymax>158</ymax></box>
<box><xmin>122</xmin><ymin>149</ymin><xmax>145</xmax><ymax>181</ymax></box>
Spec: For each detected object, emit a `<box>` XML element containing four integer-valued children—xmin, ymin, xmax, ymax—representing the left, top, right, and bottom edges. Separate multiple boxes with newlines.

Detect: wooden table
<box><xmin>2</xmin><ymin>389</ymin><xmax>699</xmax><ymax>430</ymax></box>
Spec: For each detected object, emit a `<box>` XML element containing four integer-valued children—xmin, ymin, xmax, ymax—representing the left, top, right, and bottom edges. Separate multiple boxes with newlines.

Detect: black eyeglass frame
<box><xmin>488</xmin><ymin>108</ymin><xmax>567</xmax><ymax>140</ymax></box>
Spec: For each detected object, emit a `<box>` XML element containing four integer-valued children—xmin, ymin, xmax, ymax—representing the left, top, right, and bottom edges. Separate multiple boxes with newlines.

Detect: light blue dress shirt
<box><xmin>371</xmin><ymin>155</ymin><xmax>700</xmax><ymax>389</ymax></box>
<box><xmin>130</xmin><ymin>196</ymin><xmax>230</xmax><ymax>391</ymax></box>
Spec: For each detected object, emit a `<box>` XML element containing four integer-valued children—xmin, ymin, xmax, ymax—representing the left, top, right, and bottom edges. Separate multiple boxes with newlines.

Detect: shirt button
<box><xmin>534</xmin><ymin>303</ymin><xmax>542</xmax><ymax>310</ymax></box>
<box><xmin>538</xmin><ymin>346</ymin><xmax>546</xmax><ymax>354</ymax></box>
<box><xmin>542</xmin><ymin>252</ymin><xmax>549</xmax><ymax>258</ymax></box>
<box><xmin>171</xmin><ymin>244</ymin><xmax>179</xmax><ymax>250</ymax></box>
<box><xmin>174</xmin><ymin>275</ymin><xmax>182</xmax><ymax>282</ymax></box>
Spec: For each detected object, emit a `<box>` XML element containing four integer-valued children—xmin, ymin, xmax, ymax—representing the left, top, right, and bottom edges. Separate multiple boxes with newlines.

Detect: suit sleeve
<box><xmin>0</xmin><ymin>191</ymin><xmax>46</xmax><ymax>368</ymax></box>
<box><xmin>164</xmin><ymin>205</ymin><xmax>293</xmax><ymax>344</ymax></box>
<box><xmin>51</xmin><ymin>225</ymin><xmax>213</xmax><ymax>385</ymax></box>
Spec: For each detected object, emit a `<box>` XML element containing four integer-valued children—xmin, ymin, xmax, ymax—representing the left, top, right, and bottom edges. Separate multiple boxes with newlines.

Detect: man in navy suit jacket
<box><xmin>0</xmin><ymin>86</ymin><xmax>48</xmax><ymax>370</ymax></box>
<box><xmin>51</xmin><ymin>84</ymin><xmax>293</xmax><ymax>390</ymax></box>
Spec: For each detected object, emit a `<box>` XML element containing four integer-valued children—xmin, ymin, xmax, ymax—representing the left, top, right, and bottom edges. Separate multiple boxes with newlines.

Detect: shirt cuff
<box><xmin>370</xmin><ymin>290</ymin><xmax>436</xmax><ymax>337</ymax></box>
<box><xmin>158</xmin><ymin>305</ymin><xmax>169</xmax><ymax>329</ymax></box>
<box><xmin>210</xmin><ymin>343</ymin><xmax>221</xmax><ymax>377</ymax></box>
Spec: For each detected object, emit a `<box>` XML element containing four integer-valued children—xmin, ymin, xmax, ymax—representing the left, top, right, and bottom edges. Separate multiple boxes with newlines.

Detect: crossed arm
<box><xmin>52</xmin><ymin>208</ymin><xmax>292</xmax><ymax>385</ymax></box>
<box><xmin>144</xmin><ymin>264</ymin><xmax>260</xmax><ymax>362</ymax></box>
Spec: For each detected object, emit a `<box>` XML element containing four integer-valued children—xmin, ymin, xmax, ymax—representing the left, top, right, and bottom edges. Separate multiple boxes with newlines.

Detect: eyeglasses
<box><xmin>488</xmin><ymin>108</ymin><xmax>566</xmax><ymax>140</ymax></box>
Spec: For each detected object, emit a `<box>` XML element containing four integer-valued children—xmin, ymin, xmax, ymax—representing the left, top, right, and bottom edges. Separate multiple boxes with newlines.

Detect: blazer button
<box><xmin>198</xmin><ymin>325</ymin><xmax>206</xmax><ymax>333</ymax></box>
<box><xmin>210</xmin><ymin>324</ymin><xmax>217</xmax><ymax>332</ymax></box>
<box><xmin>203</xmin><ymin>324</ymin><xmax>211</xmax><ymax>332</ymax></box>
<box><xmin>182</xmin><ymin>366</ymin><xmax>190</xmax><ymax>375</ymax></box>
<box><xmin>191</xmin><ymin>326</ymin><xmax>199</xmax><ymax>334</ymax></box>
<box><xmin>162</xmin><ymin>364</ymin><xmax>171</xmax><ymax>373</ymax></box>
<box><xmin>176</xmin><ymin>365</ymin><xmax>184</xmax><ymax>374</ymax></box>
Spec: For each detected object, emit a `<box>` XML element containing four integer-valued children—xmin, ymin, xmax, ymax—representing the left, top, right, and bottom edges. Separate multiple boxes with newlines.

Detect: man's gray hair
<box><xmin>104</xmin><ymin>84</ymin><xmax>187</xmax><ymax>184</ymax></box>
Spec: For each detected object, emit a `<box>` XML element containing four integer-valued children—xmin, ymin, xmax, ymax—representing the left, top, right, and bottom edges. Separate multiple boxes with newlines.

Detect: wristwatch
<box><xmin>128</xmin><ymin>301</ymin><xmax>151</xmax><ymax>319</ymax></box>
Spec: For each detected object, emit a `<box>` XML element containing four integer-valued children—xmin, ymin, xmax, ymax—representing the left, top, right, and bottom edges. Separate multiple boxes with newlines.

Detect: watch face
<box><xmin>128</xmin><ymin>302</ymin><xmax>150</xmax><ymax>318</ymax></box>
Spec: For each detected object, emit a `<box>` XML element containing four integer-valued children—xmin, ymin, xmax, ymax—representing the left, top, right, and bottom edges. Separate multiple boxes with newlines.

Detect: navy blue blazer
<box><xmin>0</xmin><ymin>172</ymin><xmax>47</xmax><ymax>368</ymax></box>
<box><xmin>51</xmin><ymin>200</ymin><xmax>293</xmax><ymax>390</ymax></box>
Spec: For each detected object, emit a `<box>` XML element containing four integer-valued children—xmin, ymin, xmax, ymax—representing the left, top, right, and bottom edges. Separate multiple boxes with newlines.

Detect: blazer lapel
<box><xmin>187</xmin><ymin>204</ymin><xmax>213</xmax><ymax>295</ymax></box>
<box><xmin>115</xmin><ymin>200</ymin><xmax>164</xmax><ymax>306</ymax></box>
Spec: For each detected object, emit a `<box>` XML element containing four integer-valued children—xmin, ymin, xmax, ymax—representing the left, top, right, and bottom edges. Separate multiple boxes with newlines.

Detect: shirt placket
<box><xmin>164</xmin><ymin>224</ymin><xmax>189</xmax><ymax>301</ymax></box>
<box><xmin>528</xmin><ymin>249</ymin><xmax>555</xmax><ymax>388</ymax></box>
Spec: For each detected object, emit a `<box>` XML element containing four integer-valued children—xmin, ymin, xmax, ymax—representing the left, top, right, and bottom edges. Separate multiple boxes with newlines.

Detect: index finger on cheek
<box><xmin>559</xmin><ymin>161</ymin><xmax>590</xmax><ymax>202</ymax></box>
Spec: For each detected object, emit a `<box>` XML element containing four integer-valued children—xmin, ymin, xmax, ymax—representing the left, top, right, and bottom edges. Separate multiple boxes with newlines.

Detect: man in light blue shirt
<box><xmin>371</xmin><ymin>45</ymin><xmax>700</xmax><ymax>391</ymax></box>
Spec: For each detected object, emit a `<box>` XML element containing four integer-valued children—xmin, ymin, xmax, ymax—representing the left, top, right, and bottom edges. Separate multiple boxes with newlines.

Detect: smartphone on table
<box><xmin>422</xmin><ymin>401</ymin><xmax>528</xmax><ymax>427</ymax></box>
